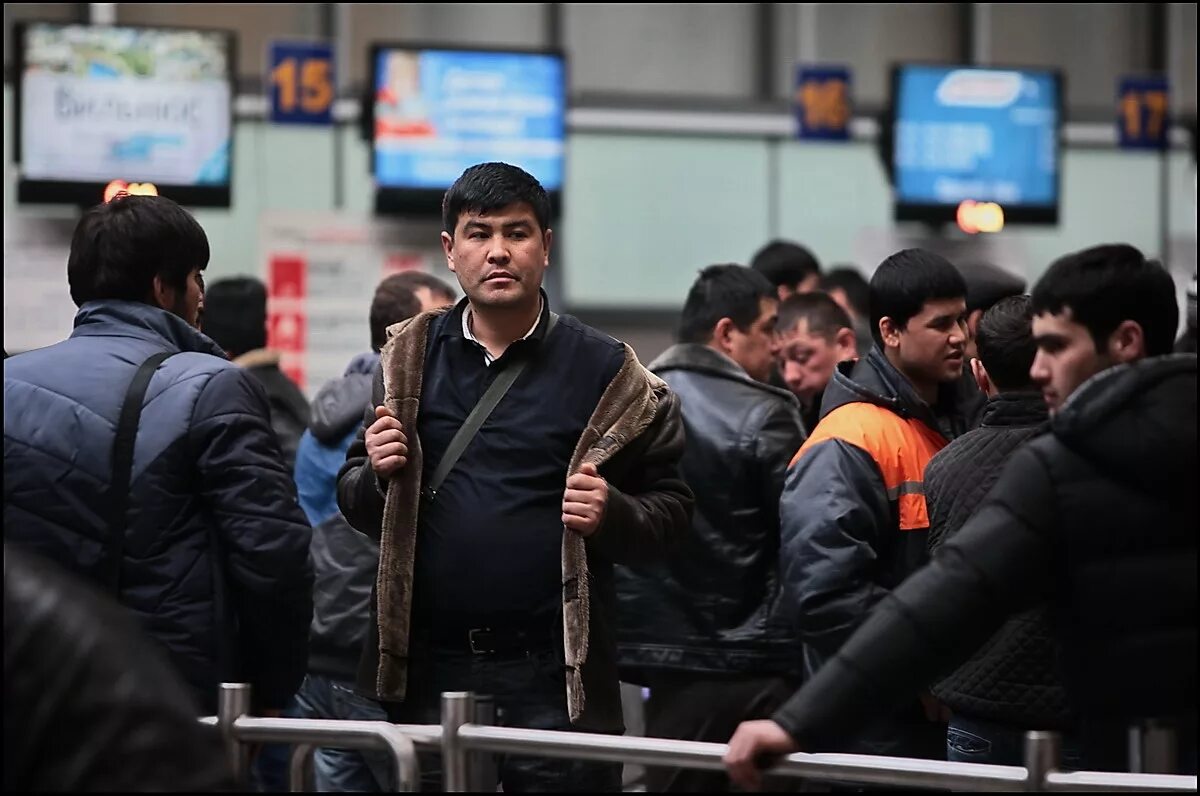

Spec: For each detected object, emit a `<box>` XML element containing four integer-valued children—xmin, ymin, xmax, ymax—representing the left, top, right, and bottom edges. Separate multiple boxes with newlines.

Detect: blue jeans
<box><xmin>251</xmin><ymin>674</ymin><xmax>392</xmax><ymax>792</ymax></box>
<box><xmin>947</xmin><ymin>714</ymin><xmax>1082</xmax><ymax>769</ymax></box>
<box><xmin>384</xmin><ymin>642</ymin><xmax>623</xmax><ymax>792</ymax></box>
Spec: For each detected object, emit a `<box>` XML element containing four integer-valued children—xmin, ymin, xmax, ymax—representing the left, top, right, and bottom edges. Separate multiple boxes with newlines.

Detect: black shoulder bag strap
<box><xmin>106</xmin><ymin>351</ymin><xmax>175</xmax><ymax>593</ymax></box>
<box><xmin>423</xmin><ymin>312</ymin><xmax>557</xmax><ymax>504</ymax></box>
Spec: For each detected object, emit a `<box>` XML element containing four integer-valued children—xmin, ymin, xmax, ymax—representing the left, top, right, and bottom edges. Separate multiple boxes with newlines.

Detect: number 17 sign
<box><xmin>268</xmin><ymin>40</ymin><xmax>335</xmax><ymax>125</ymax></box>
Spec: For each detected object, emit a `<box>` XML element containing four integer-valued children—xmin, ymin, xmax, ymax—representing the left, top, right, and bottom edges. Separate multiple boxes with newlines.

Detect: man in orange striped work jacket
<box><xmin>779</xmin><ymin>248</ymin><xmax>972</xmax><ymax>761</ymax></box>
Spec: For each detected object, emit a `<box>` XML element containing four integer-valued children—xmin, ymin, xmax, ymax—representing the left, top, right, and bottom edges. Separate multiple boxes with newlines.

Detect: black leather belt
<box><xmin>430</xmin><ymin>626</ymin><xmax>554</xmax><ymax>656</ymax></box>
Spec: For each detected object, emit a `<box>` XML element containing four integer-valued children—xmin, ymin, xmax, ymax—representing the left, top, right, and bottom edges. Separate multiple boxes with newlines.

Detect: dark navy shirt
<box><xmin>412</xmin><ymin>294</ymin><xmax>625</xmax><ymax>634</ymax></box>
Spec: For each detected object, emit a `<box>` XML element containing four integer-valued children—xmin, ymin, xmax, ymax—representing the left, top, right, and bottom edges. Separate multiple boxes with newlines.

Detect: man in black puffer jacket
<box><xmin>3</xmin><ymin>196</ymin><xmax>313</xmax><ymax>716</ymax></box>
<box><xmin>726</xmin><ymin>244</ymin><xmax>1196</xmax><ymax>788</ymax></box>
<box><xmin>616</xmin><ymin>265</ymin><xmax>805</xmax><ymax>792</ymax></box>
<box><xmin>924</xmin><ymin>295</ymin><xmax>1078</xmax><ymax>766</ymax></box>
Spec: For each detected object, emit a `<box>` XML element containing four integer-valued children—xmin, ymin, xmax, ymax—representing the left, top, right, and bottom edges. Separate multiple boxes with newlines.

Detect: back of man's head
<box><xmin>959</xmin><ymin>261</ymin><xmax>1027</xmax><ymax>313</ymax></box>
<box><xmin>869</xmin><ymin>249</ymin><xmax>967</xmax><ymax>347</ymax></box>
<box><xmin>777</xmin><ymin>291</ymin><xmax>855</xmax><ymax>340</ymax></box>
<box><xmin>67</xmin><ymin>195</ymin><xmax>209</xmax><ymax>309</ymax></box>
<box><xmin>1032</xmin><ymin>244</ymin><xmax>1178</xmax><ymax>358</ymax></box>
<box><xmin>819</xmin><ymin>267</ymin><xmax>870</xmax><ymax>320</ymax></box>
<box><xmin>679</xmin><ymin>264</ymin><xmax>776</xmax><ymax>344</ymax></box>
<box><xmin>201</xmin><ymin>278</ymin><xmax>267</xmax><ymax>359</ymax></box>
<box><xmin>976</xmin><ymin>295</ymin><xmax>1037</xmax><ymax>392</ymax></box>
<box><xmin>750</xmin><ymin>240</ymin><xmax>821</xmax><ymax>295</ymax></box>
<box><xmin>382</xmin><ymin>270</ymin><xmax>457</xmax><ymax>311</ymax></box>
<box><xmin>370</xmin><ymin>275</ymin><xmax>423</xmax><ymax>352</ymax></box>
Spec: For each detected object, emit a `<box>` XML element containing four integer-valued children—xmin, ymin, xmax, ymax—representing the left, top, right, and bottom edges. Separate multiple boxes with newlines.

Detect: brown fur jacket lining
<box><xmin>341</xmin><ymin>307</ymin><xmax>692</xmax><ymax>731</ymax></box>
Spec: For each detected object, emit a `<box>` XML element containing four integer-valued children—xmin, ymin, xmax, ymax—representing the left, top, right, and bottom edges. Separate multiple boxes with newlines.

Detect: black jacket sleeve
<box><xmin>190</xmin><ymin>367</ymin><xmax>314</xmax><ymax>711</ymax></box>
<box><xmin>4</xmin><ymin>546</ymin><xmax>234</xmax><ymax>792</ymax></box>
<box><xmin>336</xmin><ymin>364</ymin><xmax>389</xmax><ymax>541</ymax></box>
<box><xmin>779</xmin><ymin>438</ymin><xmax>893</xmax><ymax>666</ymax></box>
<box><xmin>755</xmin><ymin>400</ymin><xmax>806</xmax><ymax>521</ymax></box>
<box><xmin>772</xmin><ymin>444</ymin><xmax>1058</xmax><ymax>750</ymax></box>
<box><xmin>590</xmin><ymin>390</ymin><xmax>694</xmax><ymax>564</ymax></box>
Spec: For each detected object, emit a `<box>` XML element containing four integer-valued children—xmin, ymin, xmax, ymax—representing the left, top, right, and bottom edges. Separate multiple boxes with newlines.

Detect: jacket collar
<box><xmin>649</xmin><ymin>343</ymin><xmax>798</xmax><ymax>405</ymax></box>
<box><xmin>232</xmin><ymin>348</ymin><xmax>281</xmax><ymax>369</ymax></box>
<box><xmin>820</xmin><ymin>346</ymin><xmax>967</xmax><ymax>436</ymax></box>
<box><xmin>979</xmin><ymin>391</ymin><xmax>1049</xmax><ymax>428</ymax></box>
<box><xmin>70</xmin><ymin>300</ymin><xmax>227</xmax><ymax>359</ymax></box>
<box><xmin>436</xmin><ymin>289</ymin><xmax>553</xmax><ymax>345</ymax></box>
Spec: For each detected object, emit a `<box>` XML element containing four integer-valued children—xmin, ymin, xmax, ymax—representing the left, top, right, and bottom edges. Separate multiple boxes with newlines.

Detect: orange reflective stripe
<box><xmin>790</xmin><ymin>402</ymin><xmax>947</xmax><ymax>531</ymax></box>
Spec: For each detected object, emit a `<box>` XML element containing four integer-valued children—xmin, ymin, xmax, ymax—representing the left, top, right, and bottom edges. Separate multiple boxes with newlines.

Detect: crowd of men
<box><xmin>3</xmin><ymin>163</ymin><xmax>1196</xmax><ymax>792</ymax></box>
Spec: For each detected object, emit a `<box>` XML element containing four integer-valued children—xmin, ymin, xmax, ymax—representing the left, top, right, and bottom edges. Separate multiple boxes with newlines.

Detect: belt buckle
<box><xmin>468</xmin><ymin>628</ymin><xmax>491</xmax><ymax>655</ymax></box>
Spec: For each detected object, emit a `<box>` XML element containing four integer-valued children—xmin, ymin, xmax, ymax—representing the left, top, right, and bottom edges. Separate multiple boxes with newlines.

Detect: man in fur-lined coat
<box><xmin>337</xmin><ymin>162</ymin><xmax>693</xmax><ymax>792</ymax></box>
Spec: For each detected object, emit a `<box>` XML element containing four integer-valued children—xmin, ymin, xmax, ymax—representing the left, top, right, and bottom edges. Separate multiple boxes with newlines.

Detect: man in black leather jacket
<box><xmin>616</xmin><ymin>264</ymin><xmax>805</xmax><ymax>792</ymax></box>
<box><xmin>5</xmin><ymin>545</ymin><xmax>233</xmax><ymax>792</ymax></box>
<box><xmin>726</xmin><ymin>244</ymin><xmax>1197</xmax><ymax>788</ymax></box>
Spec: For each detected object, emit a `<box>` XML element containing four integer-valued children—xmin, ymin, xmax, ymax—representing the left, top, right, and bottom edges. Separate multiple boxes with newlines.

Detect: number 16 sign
<box><xmin>268</xmin><ymin>40</ymin><xmax>335</xmax><ymax>125</ymax></box>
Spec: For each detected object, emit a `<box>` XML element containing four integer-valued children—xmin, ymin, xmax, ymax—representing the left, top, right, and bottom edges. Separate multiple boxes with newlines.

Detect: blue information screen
<box><xmin>893</xmin><ymin>66</ymin><xmax>1059</xmax><ymax>209</ymax></box>
<box><xmin>373</xmin><ymin>48</ymin><xmax>565</xmax><ymax>191</ymax></box>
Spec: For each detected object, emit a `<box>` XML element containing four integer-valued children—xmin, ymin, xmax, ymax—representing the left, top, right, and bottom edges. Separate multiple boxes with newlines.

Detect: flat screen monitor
<box><xmin>370</xmin><ymin>44</ymin><xmax>566</xmax><ymax>216</ymax></box>
<box><xmin>13</xmin><ymin>21</ymin><xmax>235</xmax><ymax>207</ymax></box>
<box><xmin>890</xmin><ymin>64</ymin><xmax>1062</xmax><ymax>225</ymax></box>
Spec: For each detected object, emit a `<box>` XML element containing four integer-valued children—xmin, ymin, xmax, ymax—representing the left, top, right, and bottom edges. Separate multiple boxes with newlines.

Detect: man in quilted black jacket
<box><xmin>924</xmin><ymin>295</ymin><xmax>1078</xmax><ymax>766</ymax></box>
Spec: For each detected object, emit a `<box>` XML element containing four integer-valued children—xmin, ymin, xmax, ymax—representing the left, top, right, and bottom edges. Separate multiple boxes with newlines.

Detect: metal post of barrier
<box><xmin>217</xmin><ymin>683</ymin><xmax>253</xmax><ymax>787</ymax></box>
<box><xmin>288</xmin><ymin>744</ymin><xmax>315</xmax><ymax>792</ymax></box>
<box><xmin>1023</xmin><ymin>731</ymin><xmax>1061</xmax><ymax>791</ymax></box>
<box><xmin>1129</xmin><ymin>721</ymin><xmax>1177</xmax><ymax>774</ymax></box>
<box><xmin>442</xmin><ymin>692</ymin><xmax>475</xmax><ymax>792</ymax></box>
<box><xmin>471</xmin><ymin>695</ymin><xmax>498</xmax><ymax>792</ymax></box>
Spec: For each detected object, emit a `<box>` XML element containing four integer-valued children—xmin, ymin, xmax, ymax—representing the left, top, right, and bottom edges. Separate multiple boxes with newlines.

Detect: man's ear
<box><xmin>712</xmin><ymin>317</ymin><xmax>736</xmax><ymax>354</ymax></box>
<box><xmin>542</xmin><ymin>228</ymin><xmax>553</xmax><ymax>266</ymax></box>
<box><xmin>967</xmin><ymin>308</ymin><xmax>984</xmax><ymax>340</ymax></box>
<box><xmin>879</xmin><ymin>316</ymin><xmax>903</xmax><ymax>350</ymax></box>
<box><xmin>150</xmin><ymin>274</ymin><xmax>175</xmax><ymax>311</ymax></box>
<box><xmin>971</xmin><ymin>357</ymin><xmax>994</xmax><ymax>396</ymax></box>
<box><xmin>1107</xmin><ymin>320</ymin><xmax>1146</xmax><ymax>363</ymax></box>
<box><xmin>835</xmin><ymin>327</ymin><xmax>858</xmax><ymax>360</ymax></box>
<box><xmin>441</xmin><ymin>230</ymin><xmax>456</xmax><ymax>274</ymax></box>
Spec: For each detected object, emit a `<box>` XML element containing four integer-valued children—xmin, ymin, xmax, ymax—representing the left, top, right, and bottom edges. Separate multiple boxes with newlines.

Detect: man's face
<box><xmin>888</xmin><ymin>297</ymin><xmax>969</xmax><ymax>387</ymax></box>
<box><xmin>440</xmin><ymin>202</ymin><xmax>550</xmax><ymax>310</ymax></box>
<box><xmin>726</xmin><ymin>296</ymin><xmax>780</xmax><ymax>384</ymax></box>
<box><xmin>1030</xmin><ymin>309</ymin><xmax>1113</xmax><ymax>415</ymax></box>
<box><xmin>168</xmin><ymin>268</ymin><xmax>205</xmax><ymax>330</ymax></box>
<box><xmin>778</xmin><ymin>319</ymin><xmax>857</xmax><ymax>405</ymax></box>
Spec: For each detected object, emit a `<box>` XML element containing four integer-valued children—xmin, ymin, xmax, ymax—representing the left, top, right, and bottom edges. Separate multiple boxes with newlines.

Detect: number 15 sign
<box><xmin>269</xmin><ymin>40</ymin><xmax>335</xmax><ymax>125</ymax></box>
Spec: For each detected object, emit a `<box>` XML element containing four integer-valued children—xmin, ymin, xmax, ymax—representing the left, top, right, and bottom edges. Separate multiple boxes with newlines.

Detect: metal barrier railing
<box><xmin>204</xmin><ymin>684</ymin><xmax>1197</xmax><ymax>793</ymax></box>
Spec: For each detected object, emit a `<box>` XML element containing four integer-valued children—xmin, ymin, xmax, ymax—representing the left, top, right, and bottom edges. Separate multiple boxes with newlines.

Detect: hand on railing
<box><xmin>723</xmin><ymin>719</ymin><xmax>800</xmax><ymax>792</ymax></box>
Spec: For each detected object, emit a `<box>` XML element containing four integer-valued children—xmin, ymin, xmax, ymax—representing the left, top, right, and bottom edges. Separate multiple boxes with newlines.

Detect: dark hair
<box><xmin>442</xmin><ymin>162</ymin><xmax>551</xmax><ymax>235</ymax></box>
<box><xmin>678</xmin><ymin>264</ymin><xmax>776</xmax><ymax>344</ymax></box>
<box><xmin>67</xmin><ymin>195</ymin><xmax>209</xmax><ymax>308</ymax></box>
<box><xmin>958</xmin><ymin>260</ymin><xmax>1027</xmax><ymax>313</ymax></box>
<box><xmin>370</xmin><ymin>275</ymin><xmax>423</xmax><ymax>352</ymax></box>
<box><xmin>202</xmin><ymin>277</ymin><xmax>267</xmax><ymax>358</ymax></box>
<box><xmin>1031</xmin><ymin>244</ymin><xmax>1178</xmax><ymax>357</ymax></box>
<box><xmin>869</xmin><ymin>249</ymin><xmax>967</xmax><ymax>346</ymax></box>
<box><xmin>777</xmin><ymin>291</ymin><xmax>854</xmax><ymax>339</ymax></box>
<box><xmin>382</xmin><ymin>270</ymin><xmax>457</xmax><ymax>303</ymax></box>
<box><xmin>749</xmin><ymin>240</ymin><xmax>821</xmax><ymax>289</ymax></box>
<box><xmin>819</xmin><ymin>266</ymin><xmax>870</xmax><ymax>318</ymax></box>
<box><xmin>976</xmin><ymin>295</ymin><xmax>1037</xmax><ymax>391</ymax></box>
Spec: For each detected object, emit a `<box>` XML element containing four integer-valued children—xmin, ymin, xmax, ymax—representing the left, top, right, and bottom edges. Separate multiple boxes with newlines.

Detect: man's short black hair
<box><xmin>777</xmin><ymin>291</ymin><xmax>854</xmax><ymax>340</ymax></box>
<box><xmin>203</xmin><ymin>277</ymin><xmax>267</xmax><ymax>358</ymax></box>
<box><xmin>370</xmin><ymin>275</ymin><xmax>423</xmax><ymax>352</ymax></box>
<box><xmin>382</xmin><ymin>270</ymin><xmax>457</xmax><ymax>303</ymax></box>
<box><xmin>820</xmin><ymin>267</ymin><xmax>870</xmax><ymax>318</ymax></box>
<box><xmin>750</xmin><ymin>240</ymin><xmax>821</xmax><ymax>290</ymax></box>
<box><xmin>1031</xmin><ymin>244</ymin><xmax>1178</xmax><ymax>357</ymax></box>
<box><xmin>67</xmin><ymin>195</ymin><xmax>209</xmax><ymax>308</ymax></box>
<box><xmin>869</xmin><ymin>249</ymin><xmax>967</xmax><ymax>346</ymax></box>
<box><xmin>442</xmin><ymin>162</ymin><xmax>551</xmax><ymax>236</ymax></box>
<box><xmin>958</xmin><ymin>260</ymin><xmax>1027</xmax><ymax>313</ymax></box>
<box><xmin>678</xmin><ymin>264</ymin><xmax>776</xmax><ymax>344</ymax></box>
<box><xmin>976</xmin><ymin>294</ymin><xmax>1037</xmax><ymax>392</ymax></box>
